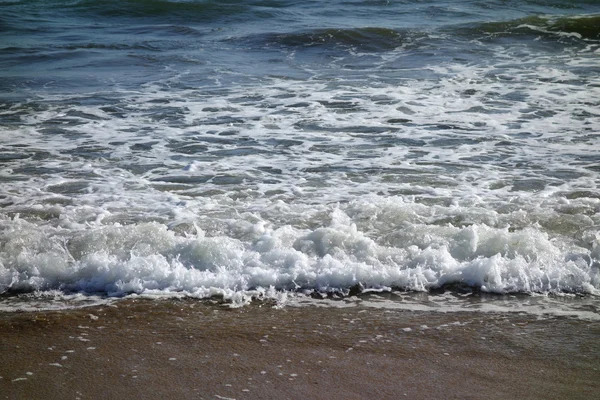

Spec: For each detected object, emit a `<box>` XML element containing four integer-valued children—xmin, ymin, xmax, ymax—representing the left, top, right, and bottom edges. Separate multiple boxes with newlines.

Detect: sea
<box><xmin>1</xmin><ymin>0</ymin><xmax>599</xmax><ymax>318</ymax></box>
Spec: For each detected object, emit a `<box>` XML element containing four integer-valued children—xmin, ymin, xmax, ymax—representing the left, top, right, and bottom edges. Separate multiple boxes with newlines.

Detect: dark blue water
<box><xmin>2</xmin><ymin>0</ymin><xmax>599</xmax><ymax>91</ymax></box>
<box><xmin>1</xmin><ymin>0</ymin><xmax>600</xmax><ymax>311</ymax></box>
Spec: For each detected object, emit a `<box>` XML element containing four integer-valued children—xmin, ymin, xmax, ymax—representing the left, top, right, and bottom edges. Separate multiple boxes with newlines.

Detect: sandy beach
<box><xmin>3</xmin><ymin>1</ymin><xmax>600</xmax><ymax>398</ymax></box>
<box><xmin>1</xmin><ymin>298</ymin><xmax>598</xmax><ymax>399</ymax></box>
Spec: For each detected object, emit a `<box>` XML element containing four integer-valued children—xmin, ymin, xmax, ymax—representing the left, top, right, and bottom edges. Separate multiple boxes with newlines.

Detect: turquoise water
<box><xmin>1</xmin><ymin>1</ymin><xmax>600</xmax><ymax>312</ymax></box>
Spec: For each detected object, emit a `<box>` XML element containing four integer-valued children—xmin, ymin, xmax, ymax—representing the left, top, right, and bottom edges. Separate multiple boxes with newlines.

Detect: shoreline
<box><xmin>1</xmin><ymin>299</ymin><xmax>599</xmax><ymax>399</ymax></box>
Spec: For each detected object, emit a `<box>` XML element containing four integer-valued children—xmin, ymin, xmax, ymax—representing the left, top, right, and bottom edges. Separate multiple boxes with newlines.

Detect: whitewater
<box><xmin>1</xmin><ymin>1</ymin><xmax>599</xmax><ymax>315</ymax></box>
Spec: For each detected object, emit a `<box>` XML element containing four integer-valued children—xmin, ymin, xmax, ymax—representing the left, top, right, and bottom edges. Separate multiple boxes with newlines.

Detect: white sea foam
<box><xmin>0</xmin><ymin>200</ymin><xmax>597</xmax><ymax>301</ymax></box>
<box><xmin>1</xmin><ymin>47</ymin><xmax>599</xmax><ymax>307</ymax></box>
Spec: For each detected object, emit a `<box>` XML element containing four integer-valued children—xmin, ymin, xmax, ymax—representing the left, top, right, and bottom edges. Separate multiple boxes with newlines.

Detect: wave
<box><xmin>457</xmin><ymin>14</ymin><xmax>600</xmax><ymax>42</ymax></box>
<box><xmin>234</xmin><ymin>14</ymin><xmax>600</xmax><ymax>54</ymax></box>
<box><xmin>1</xmin><ymin>204</ymin><xmax>598</xmax><ymax>301</ymax></box>
<box><xmin>0</xmin><ymin>0</ymin><xmax>259</xmax><ymax>22</ymax></box>
<box><xmin>40</xmin><ymin>0</ymin><xmax>263</xmax><ymax>22</ymax></box>
<box><xmin>236</xmin><ymin>27</ymin><xmax>429</xmax><ymax>53</ymax></box>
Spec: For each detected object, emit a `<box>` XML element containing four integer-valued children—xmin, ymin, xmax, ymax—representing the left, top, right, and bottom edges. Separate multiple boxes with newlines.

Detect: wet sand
<box><xmin>1</xmin><ymin>299</ymin><xmax>599</xmax><ymax>400</ymax></box>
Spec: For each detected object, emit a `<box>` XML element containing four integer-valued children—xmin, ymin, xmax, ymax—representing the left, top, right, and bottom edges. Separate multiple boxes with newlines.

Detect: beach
<box><xmin>2</xmin><ymin>298</ymin><xmax>599</xmax><ymax>399</ymax></box>
<box><xmin>2</xmin><ymin>1</ymin><xmax>600</xmax><ymax>397</ymax></box>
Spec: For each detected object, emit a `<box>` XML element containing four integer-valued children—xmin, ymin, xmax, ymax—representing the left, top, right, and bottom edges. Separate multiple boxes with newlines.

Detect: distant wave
<box><xmin>456</xmin><ymin>14</ymin><xmax>600</xmax><ymax>42</ymax></box>
<box><xmin>233</xmin><ymin>27</ymin><xmax>431</xmax><ymax>53</ymax></box>
<box><xmin>50</xmin><ymin>0</ymin><xmax>263</xmax><ymax>21</ymax></box>
<box><xmin>232</xmin><ymin>14</ymin><xmax>600</xmax><ymax>54</ymax></box>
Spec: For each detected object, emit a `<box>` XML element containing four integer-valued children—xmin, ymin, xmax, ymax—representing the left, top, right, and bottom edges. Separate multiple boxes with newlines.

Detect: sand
<box><xmin>1</xmin><ymin>298</ymin><xmax>599</xmax><ymax>400</ymax></box>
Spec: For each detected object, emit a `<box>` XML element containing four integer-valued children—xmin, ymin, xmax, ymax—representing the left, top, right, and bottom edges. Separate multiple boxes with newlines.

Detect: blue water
<box><xmin>3</xmin><ymin>1</ymin><xmax>600</xmax><ymax>91</ymax></box>
<box><xmin>1</xmin><ymin>0</ymin><xmax>599</xmax><ymax>314</ymax></box>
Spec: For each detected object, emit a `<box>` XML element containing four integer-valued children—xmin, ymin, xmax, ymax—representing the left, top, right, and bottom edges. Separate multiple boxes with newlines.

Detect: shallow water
<box><xmin>1</xmin><ymin>1</ymin><xmax>599</xmax><ymax>312</ymax></box>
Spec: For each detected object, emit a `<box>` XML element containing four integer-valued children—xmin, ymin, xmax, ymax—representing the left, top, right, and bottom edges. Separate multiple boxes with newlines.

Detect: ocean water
<box><xmin>1</xmin><ymin>0</ymin><xmax>599</xmax><ymax>316</ymax></box>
